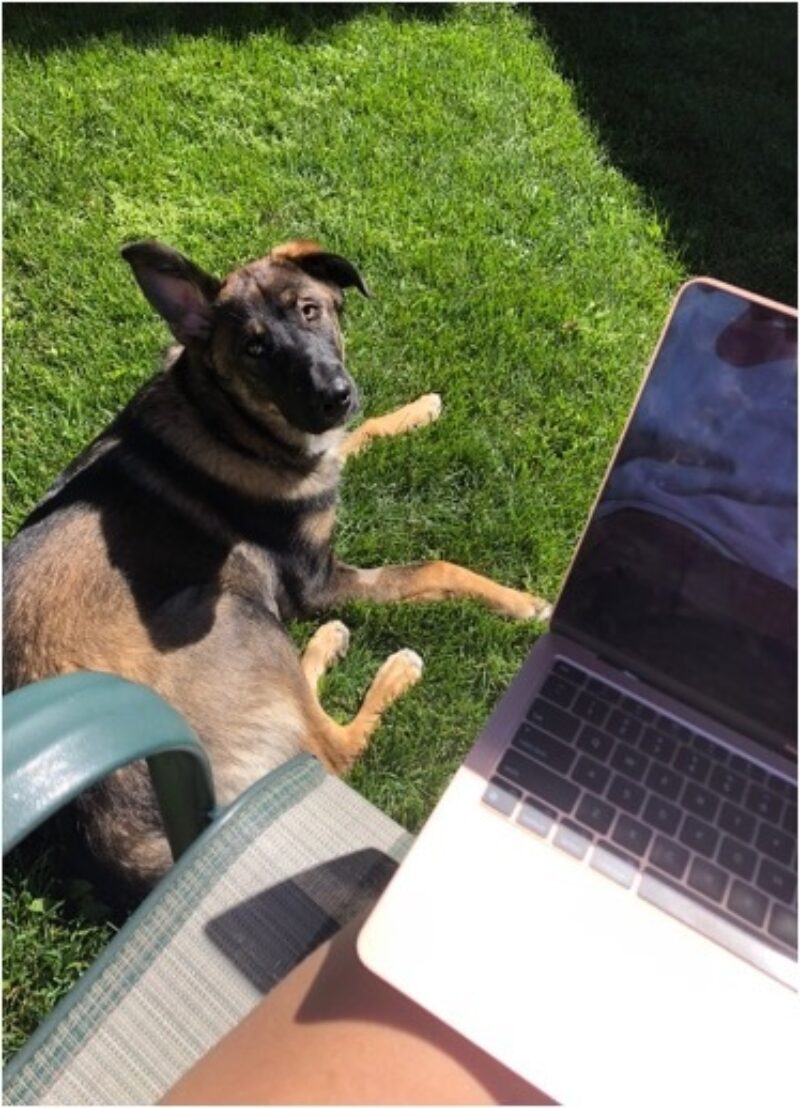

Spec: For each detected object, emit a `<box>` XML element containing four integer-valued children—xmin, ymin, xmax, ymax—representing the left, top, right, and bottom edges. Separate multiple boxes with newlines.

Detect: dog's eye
<box><xmin>245</xmin><ymin>338</ymin><xmax>266</xmax><ymax>357</ymax></box>
<box><xmin>301</xmin><ymin>303</ymin><xmax>321</xmax><ymax>322</ymax></box>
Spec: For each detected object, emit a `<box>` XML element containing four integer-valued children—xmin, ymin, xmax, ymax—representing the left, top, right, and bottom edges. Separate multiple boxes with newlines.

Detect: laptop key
<box><xmin>679</xmin><ymin>815</ymin><xmax>719</xmax><ymax>858</ymax></box>
<box><xmin>575</xmin><ymin>793</ymin><xmax>615</xmax><ymax>835</ymax></box>
<box><xmin>681</xmin><ymin>782</ymin><xmax>719</xmax><ymax>822</ymax></box>
<box><xmin>755</xmin><ymin>859</ymin><xmax>796</xmax><ymax>906</ymax></box>
<box><xmin>674</xmin><ymin>747</ymin><xmax>711</xmax><ymax>783</ymax></box>
<box><xmin>642</xmin><ymin>794</ymin><xmax>681</xmax><ymax>836</ymax></box>
<box><xmin>606</xmin><ymin>710</ymin><xmax>642</xmax><ymax>746</ymax></box>
<box><xmin>576</xmin><ymin>725</ymin><xmax>614</xmax><ymax>762</ymax></box>
<box><xmin>770</xmin><ymin>776</ymin><xmax>795</xmax><ymax>801</ymax></box>
<box><xmin>783</xmin><ymin>804</ymin><xmax>797</xmax><ymax>835</ymax></box>
<box><xmin>607</xmin><ymin>775</ymin><xmax>646</xmax><ymax>816</ymax></box>
<box><xmin>745</xmin><ymin>785</ymin><xmax>782</xmax><ymax>825</ymax></box>
<box><xmin>517</xmin><ymin>799</ymin><xmax>557</xmax><ymax>837</ymax></box>
<box><xmin>705</xmin><ymin>742</ymin><xmax>730</xmax><ymax>765</ymax></box>
<box><xmin>640</xmin><ymin>727</ymin><xmax>677</xmax><ymax>764</ymax></box>
<box><xmin>718</xmin><ymin>801</ymin><xmax>756</xmax><ymax>844</ymax></box>
<box><xmin>620</xmin><ymin>696</ymin><xmax>655</xmax><ymax>724</ymax></box>
<box><xmin>755</xmin><ymin>824</ymin><xmax>795</xmax><ymax>867</ymax></box>
<box><xmin>591</xmin><ymin>842</ymin><xmax>640</xmax><ymax>888</ymax></box>
<box><xmin>654</xmin><ymin>716</ymin><xmax>692</xmax><ymax>742</ymax></box>
<box><xmin>610</xmin><ymin>744</ymin><xmax>648</xmax><ymax>781</ymax></box>
<box><xmin>584</xmin><ymin>677</ymin><xmax>620</xmax><ymax>703</ymax></box>
<box><xmin>540</xmin><ymin>674</ymin><xmax>578</xmax><ymax>709</ymax></box>
<box><xmin>728</xmin><ymin>753</ymin><xmax>752</xmax><ymax>777</ymax></box>
<box><xmin>526</xmin><ymin>699</ymin><xmax>580</xmax><ymax>742</ymax></box>
<box><xmin>611</xmin><ymin>814</ymin><xmax>652</xmax><ymax>857</ymax></box>
<box><xmin>768</xmin><ymin>904</ymin><xmax>798</xmax><ymax>950</ymax></box>
<box><xmin>497</xmin><ymin>750</ymin><xmax>579</xmax><ymax>814</ymax></box>
<box><xmin>717</xmin><ymin>836</ymin><xmax>757</xmax><ymax>882</ymax></box>
<box><xmin>482</xmin><ymin>778</ymin><xmax>521</xmax><ymax>817</ymax></box>
<box><xmin>708</xmin><ymin>765</ymin><xmax>746</xmax><ymax>803</ymax></box>
<box><xmin>645</xmin><ymin>763</ymin><xmax>683</xmax><ymax>801</ymax></box>
<box><xmin>573</xmin><ymin>691</ymin><xmax>610</xmax><ymax>726</ymax></box>
<box><xmin>512</xmin><ymin>725</ymin><xmax>575</xmax><ymax>774</ymax></box>
<box><xmin>687</xmin><ymin>857</ymin><xmax>728</xmax><ymax>904</ymax></box>
<box><xmin>554</xmin><ymin>820</ymin><xmax>593</xmax><ymax>860</ymax></box>
<box><xmin>727</xmin><ymin>880</ymin><xmax>768</xmax><ymax>927</ymax></box>
<box><xmin>553</xmin><ymin>659</ymin><xmax>586</xmax><ymax>684</ymax></box>
<box><xmin>649</xmin><ymin>835</ymin><xmax>690</xmax><ymax>880</ymax></box>
<box><xmin>692</xmin><ymin>734</ymin><xmax>716</xmax><ymax>757</ymax></box>
<box><xmin>766</xmin><ymin>774</ymin><xmax>790</xmax><ymax>797</ymax></box>
<box><xmin>572</xmin><ymin>755</ymin><xmax>611</xmax><ymax>795</ymax></box>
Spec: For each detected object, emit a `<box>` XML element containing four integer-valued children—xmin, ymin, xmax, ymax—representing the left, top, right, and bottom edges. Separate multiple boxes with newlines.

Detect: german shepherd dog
<box><xmin>4</xmin><ymin>239</ymin><xmax>551</xmax><ymax>894</ymax></box>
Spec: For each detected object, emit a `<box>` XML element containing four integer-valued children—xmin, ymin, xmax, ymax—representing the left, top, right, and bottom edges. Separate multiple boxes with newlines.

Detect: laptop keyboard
<box><xmin>483</xmin><ymin>659</ymin><xmax>798</xmax><ymax>964</ymax></box>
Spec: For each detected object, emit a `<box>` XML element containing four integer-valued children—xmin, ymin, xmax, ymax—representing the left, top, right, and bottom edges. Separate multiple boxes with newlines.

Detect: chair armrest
<box><xmin>3</xmin><ymin>672</ymin><xmax>216</xmax><ymax>860</ymax></box>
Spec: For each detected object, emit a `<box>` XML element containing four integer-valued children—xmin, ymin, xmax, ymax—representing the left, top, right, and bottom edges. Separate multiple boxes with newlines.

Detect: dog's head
<box><xmin>121</xmin><ymin>238</ymin><xmax>370</xmax><ymax>435</ymax></box>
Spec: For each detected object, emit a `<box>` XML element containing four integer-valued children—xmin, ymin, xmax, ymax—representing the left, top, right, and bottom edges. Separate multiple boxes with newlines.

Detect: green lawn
<box><xmin>3</xmin><ymin>1</ymin><xmax>795</xmax><ymax>1060</ymax></box>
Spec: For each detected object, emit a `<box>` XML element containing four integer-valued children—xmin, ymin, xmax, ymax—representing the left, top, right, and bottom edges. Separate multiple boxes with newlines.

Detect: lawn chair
<box><xmin>3</xmin><ymin>672</ymin><xmax>412</xmax><ymax>1105</ymax></box>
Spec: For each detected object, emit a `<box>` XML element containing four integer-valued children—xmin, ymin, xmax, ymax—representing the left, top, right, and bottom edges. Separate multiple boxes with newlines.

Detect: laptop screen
<box><xmin>554</xmin><ymin>281</ymin><xmax>797</xmax><ymax>757</ymax></box>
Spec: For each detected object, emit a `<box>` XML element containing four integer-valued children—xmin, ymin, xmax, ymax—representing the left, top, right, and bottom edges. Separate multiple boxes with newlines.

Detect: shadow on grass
<box><xmin>527</xmin><ymin>3</ymin><xmax>797</xmax><ymax>304</ymax></box>
<box><xmin>2</xmin><ymin>1</ymin><xmax>451</xmax><ymax>52</ymax></box>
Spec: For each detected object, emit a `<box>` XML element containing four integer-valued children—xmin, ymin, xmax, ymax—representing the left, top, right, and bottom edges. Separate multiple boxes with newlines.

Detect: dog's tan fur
<box><xmin>4</xmin><ymin>239</ymin><xmax>550</xmax><ymax>894</ymax></box>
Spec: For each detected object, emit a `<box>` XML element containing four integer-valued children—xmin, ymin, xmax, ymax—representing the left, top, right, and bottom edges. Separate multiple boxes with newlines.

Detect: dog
<box><xmin>3</xmin><ymin>238</ymin><xmax>552</xmax><ymax>894</ymax></box>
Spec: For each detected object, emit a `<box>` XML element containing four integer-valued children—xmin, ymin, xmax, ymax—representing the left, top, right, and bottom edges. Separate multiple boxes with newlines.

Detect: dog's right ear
<box><xmin>121</xmin><ymin>241</ymin><xmax>222</xmax><ymax>344</ymax></box>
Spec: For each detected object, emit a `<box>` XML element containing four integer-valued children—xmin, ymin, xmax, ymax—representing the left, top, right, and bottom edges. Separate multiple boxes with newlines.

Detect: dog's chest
<box><xmin>217</xmin><ymin>483</ymin><xmax>339</xmax><ymax>618</ymax></box>
<box><xmin>226</xmin><ymin>488</ymin><xmax>338</xmax><ymax>551</ymax></box>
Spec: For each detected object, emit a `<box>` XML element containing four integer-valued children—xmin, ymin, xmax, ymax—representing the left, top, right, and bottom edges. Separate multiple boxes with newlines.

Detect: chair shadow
<box><xmin>204</xmin><ymin>847</ymin><xmax>398</xmax><ymax>994</ymax></box>
<box><xmin>3</xmin><ymin>2</ymin><xmax>452</xmax><ymax>53</ymax></box>
<box><xmin>526</xmin><ymin>3</ymin><xmax>798</xmax><ymax>304</ymax></box>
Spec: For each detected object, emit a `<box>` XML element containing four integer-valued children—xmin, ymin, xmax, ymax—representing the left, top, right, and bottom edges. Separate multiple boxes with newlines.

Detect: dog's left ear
<box><xmin>271</xmin><ymin>240</ymin><xmax>372</xmax><ymax>298</ymax></box>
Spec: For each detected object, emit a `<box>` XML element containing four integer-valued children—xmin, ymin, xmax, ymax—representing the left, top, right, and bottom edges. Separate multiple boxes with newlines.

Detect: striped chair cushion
<box><xmin>5</xmin><ymin>755</ymin><xmax>412</xmax><ymax>1106</ymax></box>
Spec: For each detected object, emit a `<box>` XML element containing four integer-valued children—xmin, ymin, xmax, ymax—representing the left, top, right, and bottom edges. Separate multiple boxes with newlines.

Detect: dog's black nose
<box><xmin>320</xmin><ymin>378</ymin><xmax>352</xmax><ymax>416</ymax></box>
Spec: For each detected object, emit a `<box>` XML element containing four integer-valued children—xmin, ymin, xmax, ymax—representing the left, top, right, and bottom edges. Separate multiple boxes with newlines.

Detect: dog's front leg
<box><xmin>327</xmin><ymin>561</ymin><xmax>552</xmax><ymax>621</ymax></box>
<box><xmin>339</xmin><ymin>393</ymin><xmax>443</xmax><ymax>461</ymax></box>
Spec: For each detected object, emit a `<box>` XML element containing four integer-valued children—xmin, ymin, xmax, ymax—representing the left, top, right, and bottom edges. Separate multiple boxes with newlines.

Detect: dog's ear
<box><xmin>271</xmin><ymin>240</ymin><xmax>372</xmax><ymax>298</ymax></box>
<box><xmin>121</xmin><ymin>241</ymin><xmax>222</xmax><ymax>343</ymax></box>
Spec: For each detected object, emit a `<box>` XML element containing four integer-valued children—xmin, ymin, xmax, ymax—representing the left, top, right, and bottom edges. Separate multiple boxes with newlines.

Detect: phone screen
<box><xmin>554</xmin><ymin>282</ymin><xmax>797</xmax><ymax>756</ymax></box>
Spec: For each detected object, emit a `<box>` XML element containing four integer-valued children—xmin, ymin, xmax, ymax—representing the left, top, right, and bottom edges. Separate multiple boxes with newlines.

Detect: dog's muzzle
<box><xmin>311</xmin><ymin>372</ymin><xmax>358</xmax><ymax>430</ymax></box>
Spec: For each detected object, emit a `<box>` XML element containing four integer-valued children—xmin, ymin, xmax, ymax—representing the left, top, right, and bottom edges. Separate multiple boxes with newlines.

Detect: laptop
<box><xmin>358</xmin><ymin>279</ymin><xmax>798</xmax><ymax>1105</ymax></box>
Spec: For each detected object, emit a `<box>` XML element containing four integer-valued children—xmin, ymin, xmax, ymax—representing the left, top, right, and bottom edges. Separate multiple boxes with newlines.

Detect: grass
<box><xmin>3</xmin><ymin>1</ymin><xmax>795</xmax><ymax>1061</ymax></box>
<box><xmin>2</xmin><ymin>846</ymin><xmax>116</xmax><ymax>1060</ymax></box>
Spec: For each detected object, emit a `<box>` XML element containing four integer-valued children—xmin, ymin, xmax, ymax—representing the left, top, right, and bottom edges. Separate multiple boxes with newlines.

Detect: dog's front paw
<box><xmin>498</xmin><ymin>588</ymin><xmax>553</xmax><ymax>622</ymax></box>
<box><xmin>530</xmin><ymin>598</ymin><xmax>554</xmax><ymax>622</ymax></box>
<box><xmin>323</xmin><ymin>619</ymin><xmax>351</xmax><ymax>660</ymax></box>
<box><xmin>363</xmin><ymin>648</ymin><xmax>424</xmax><ymax>718</ymax></box>
<box><xmin>399</xmin><ymin>392</ymin><xmax>442</xmax><ymax>432</ymax></box>
<box><xmin>416</xmin><ymin>392</ymin><xmax>443</xmax><ymax>424</ymax></box>
<box><xmin>375</xmin><ymin>648</ymin><xmax>424</xmax><ymax>697</ymax></box>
